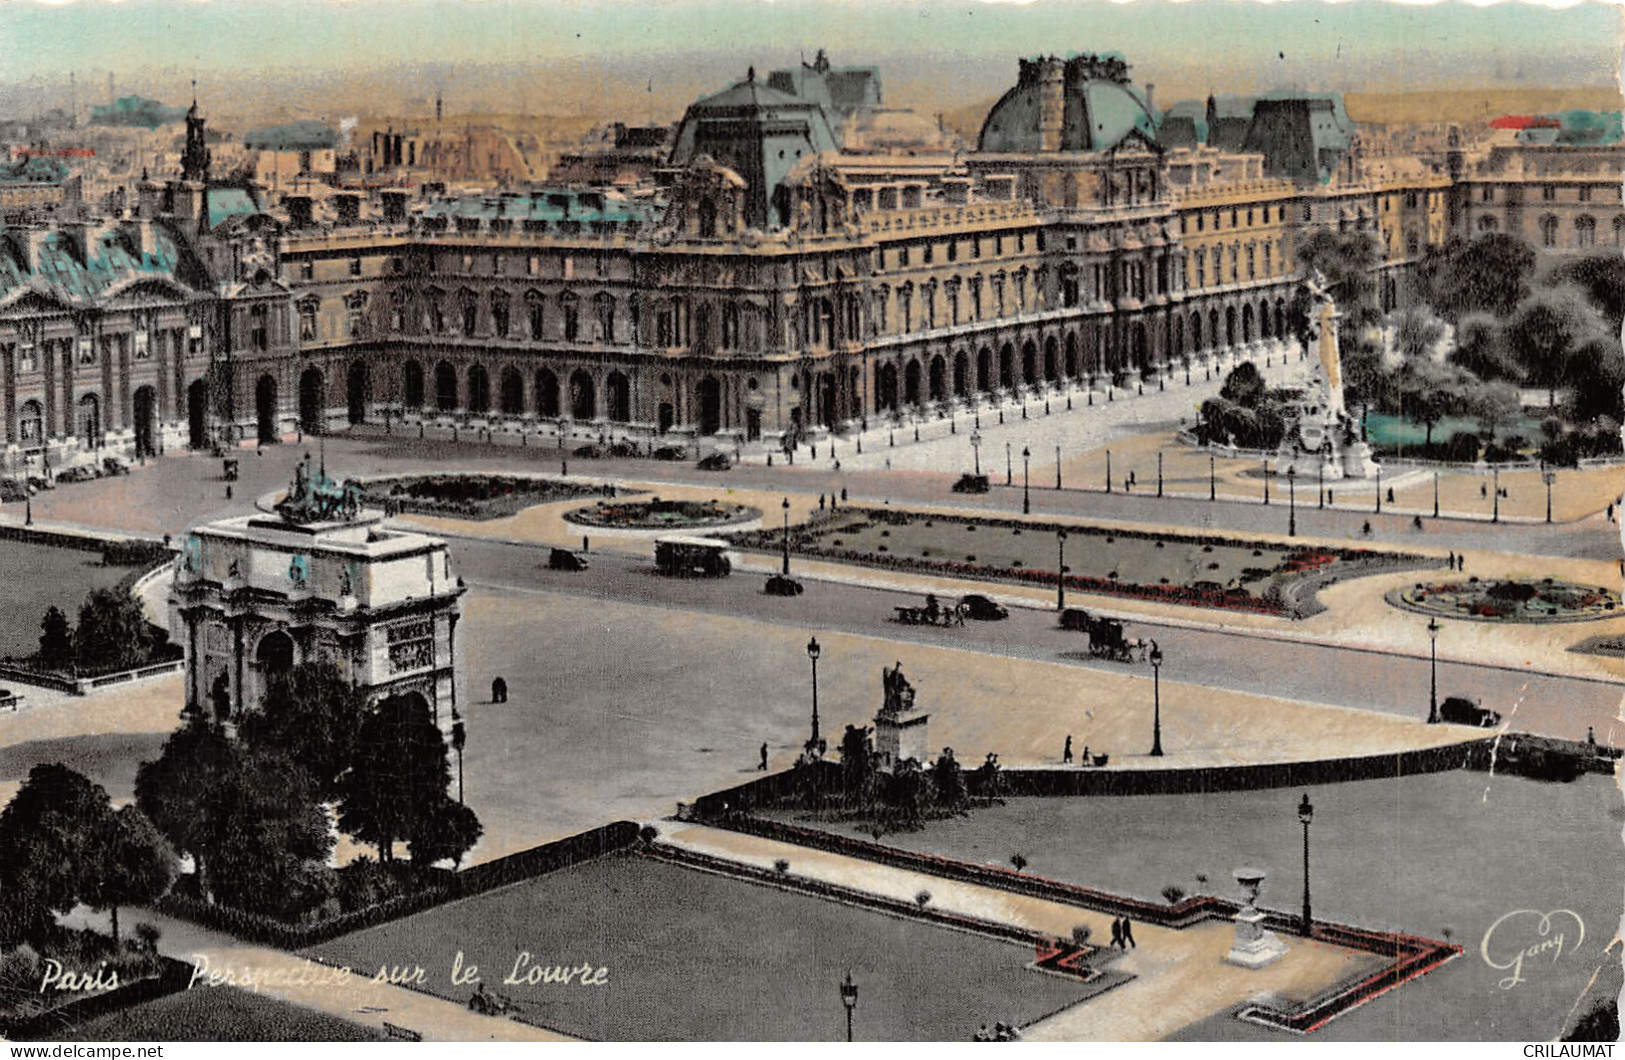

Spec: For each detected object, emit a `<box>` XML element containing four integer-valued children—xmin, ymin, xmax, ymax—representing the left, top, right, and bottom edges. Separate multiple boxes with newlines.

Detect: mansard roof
<box><xmin>0</xmin><ymin>222</ymin><xmax>205</xmax><ymax>308</ymax></box>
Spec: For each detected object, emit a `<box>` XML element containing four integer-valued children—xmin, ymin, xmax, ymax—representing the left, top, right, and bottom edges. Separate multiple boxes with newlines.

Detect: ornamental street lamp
<box><xmin>1262</xmin><ymin>458</ymin><xmax>1270</xmax><ymax>505</ymax></box>
<box><xmin>1210</xmin><ymin>454</ymin><xmax>1216</xmax><ymax>502</ymax></box>
<box><xmin>1005</xmin><ymin>442</ymin><xmax>1013</xmax><ymax>487</ymax></box>
<box><xmin>1375</xmin><ymin>465</ymin><xmax>1383</xmax><ymax>514</ymax></box>
<box><xmin>840</xmin><ymin>972</ymin><xmax>858</xmax><ymax>1042</ymax></box>
<box><xmin>1299</xmin><ymin>792</ymin><xmax>1314</xmax><ymax>937</ymax></box>
<box><xmin>1106</xmin><ymin>449</ymin><xmax>1113</xmax><ymax>494</ymax></box>
<box><xmin>1427</xmin><ymin>616</ymin><xmax>1440</xmax><ymax>724</ymax></box>
<box><xmin>1055</xmin><ymin>445</ymin><xmax>1062</xmax><ymax>490</ymax></box>
<box><xmin>1148</xmin><ymin>640</ymin><xmax>1164</xmax><ymax>757</ymax></box>
<box><xmin>1287</xmin><ymin>467</ymin><xmax>1297</xmax><ymax>537</ymax></box>
<box><xmin>1022</xmin><ymin>446</ymin><xmax>1031</xmax><ymax>514</ymax></box>
<box><xmin>1157</xmin><ymin>451</ymin><xmax>1164</xmax><ymax>498</ymax></box>
<box><xmin>970</xmin><ymin>430</ymin><xmax>983</xmax><ymax>476</ymax></box>
<box><xmin>1543</xmin><ymin>463</ymin><xmax>1556</xmax><ymax>524</ymax></box>
<box><xmin>1493</xmin><ymin>466</ymin><xmax>1500</xmax><ymax>524</ymax></box>
<box><xmin>781</xmin><ymin>497</ymin><xmax>792</xmax><ymax>576</ymax></box>
<box><xmin>1057</xmin><ymin>528</ymin><xmax>1067</xmax><ymax>611</ymax></box>
<box><xmin>1433</xmin><ymin>471</ymin><xmax>1441</xmax><ymax>519</ymax></box>
<box><xmin>806</xmin><ymin>636</ymin><xmax>822</xmax><ymax>753</ymax></box>
<box><xmin>1318</xmin><ymin>459</ymin><xmax>1325</xmax><ymax>509</ymax></box>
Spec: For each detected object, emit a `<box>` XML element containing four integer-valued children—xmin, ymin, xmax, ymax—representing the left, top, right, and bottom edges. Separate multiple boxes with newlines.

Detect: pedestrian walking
<box><xmin>583</xmin><ymin>535</ymin><xmax>590</xmax><ymax>553</ymax></box>
<box><xmin>1063</xmin><ymin>735</ymin><xmax>1073</xmax><ymax>764</ymax></box>
<box><xmin>1081</xmin><ymin>745</ymin><xmax>1090</xmax><ymax>767</ymax></box>
<box><xmin>1413</xmin><ymin>514</ymin><xmax>1423</xmax><ymax>531</ymax></box>
<box><xmin>1122</xmin><ymin>918</ymin><xmax>1136</xmax><ymax>948</ymax></box>
<box><xmin>1362</xmin><ymin>520</ymin><xmax>1371</xmax><ymax>536</ymax></box>
<box><xmin>1447</xmin><ymin>550</ymin><xmax>1455</xmax><ymax>570</ymax></box>
<box><xmin>1609</xmin><ymin>502</ymin><xmax>1616</xmax><ymax>523</ymax></box>
<box><xmin>1110</xmin><ymin>918</ymin><xmax>1123</xmax><ymax>949</ymax></box>
<box><xmin>1387</xmin><ymin>487</ymin><xmax>1396</xmax><ymax>504</ymax></box>
<box><xmin>1587</xmin><ymin>726</ymin><xmax>1596</xmax><ymax>747</ymax></box>
<box><xmin>759</xmin><ymin>742</ymin><xmax>769</xmax><ymax>771</ymax></box>
<box><xmin>491</xmin><ymin>676</ymin><xmax>508</xmax><ymax>703</ymax></box>
<box><xmin>1481</xmin><ymin>482</ymin><xmax>1488</xmax><ymax>499</ymax></box>
<box><xmin>841</xmin><ymin>488</ymin><xmax>849</xmax><ymax>503</ymax></box>
<box><xmin>819</xmin><ymin>493</ymin><xmax>826</xmax><ymax>511</ymax></box>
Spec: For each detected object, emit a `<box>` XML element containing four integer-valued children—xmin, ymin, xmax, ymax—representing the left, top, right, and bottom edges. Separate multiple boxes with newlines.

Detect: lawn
<box><xmin>767</xmin><ymin>769</ymin><xmax>1622</xmax><ymax>1042</ymax></box>
<box><xmin>307</xmin><ymin>853</ymin><xmax>1089</xmax><ymax>1041</ymax></box>
<box><xmin>0</xmin><ymin>539</ymin><xmax>131</xmax><ymax>658</ymax></box>
<box><xmin>53</xmin><ymin>985</ymin><xmax>382</xmax><ymax>1042</ymax></box>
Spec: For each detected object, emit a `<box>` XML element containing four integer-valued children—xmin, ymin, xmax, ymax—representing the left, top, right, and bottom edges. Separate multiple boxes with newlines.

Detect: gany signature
<box><xmin>1480</xmin><ymin>909</ymin><xmax>1585</xmax><ymax>989</ymax></box>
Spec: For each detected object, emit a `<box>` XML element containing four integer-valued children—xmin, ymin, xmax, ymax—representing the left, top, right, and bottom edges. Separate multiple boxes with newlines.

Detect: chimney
<box><xmin>136</xmin><ymin>177</ymin><xmax>162</xmax><ymax>221</ymax></box>
<box><xmin>380</xmin><ymin>189</ymin><xmax>408</xmax><ymax>224</ymax></box>
<box><xmin>1038</xmin><ymin>58</ymin><xmax>1065</xmax><ymax>153</ymax></box>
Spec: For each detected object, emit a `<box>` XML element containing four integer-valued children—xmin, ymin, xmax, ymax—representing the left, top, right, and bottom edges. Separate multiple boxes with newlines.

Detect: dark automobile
<box><xmin>960</xmin><ymin>594</ymin><xmax>1009</xmax><ymax>621</ymax></box>
<box><xmin>606</xmin><ymin>441</ymin><xmax>640</xmax><ymax>459</ymax></box>
<box><xmin>56</xmin><ymin>465</ymin><xmax>100</xmax><ymax>483</ymax></box>
<box><xmin>764</xmin><ymin>573</ymin><xmax>804</xmax><ymax>596</ymax></box>
<box><xmin>1438</xmin><ymin>695</ymin><xmax>1502</xmax><ymax>728</ymax></box>
<box><xmin>0</xmin><ymin>480</ymin><xmax>25</xmax><ymax>502</ymax></box>
<box><xmin>101</xmin><ymin>457</ymin><xmax>130</xmax><ymax>476</ymax></box>
<box><xmin>547</xmin><ymin>547</ymin><xmax>590</xmax><ymax>572</ymax></box>
<box><xmin>696</xmin><ymin>452</ymin><xmax>733</xmax><ymax>472</ymax></box>
<box><xmin>952</xmin><ymin>473</ymin><xmax>991</xmax><ymax>494</ymax></box>
<box><xmin>1059</xmin><ymin>608</ymin><xmax>1092</xmax><ymax>631</ymax></box>
<box><xmin>572</xmin><ymin>444</ymin><xmax>603</xmax><ymax>459</ymax></box>
<box><xmin>652</xmin><ymin>446</ymin><xmax>688</xmax><ymax>461</ymax></box>
<box><xmin>27</xmin><ymin>475</ymin><xmax>53</xmax><ymax>492</ymax></box>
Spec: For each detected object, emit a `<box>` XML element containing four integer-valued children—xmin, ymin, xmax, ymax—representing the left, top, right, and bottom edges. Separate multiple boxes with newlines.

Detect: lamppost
<box><xmin>1492</xmin><ymin>466</ymin><xmax>1500</xmax><ymax>524</ymax></box>
<box><xmin>1022</xmin><ymin>446</ymin><xmax>1031</xmax><ymax>514</ymax></box>
<box><xmin>1433</xmin><ymin>471</ymin><xmax>1440</xmax><ymax>519</ymax></box>
<box><xmin>1106</xmin><ymin>448</ymin><xmax>1113</xmax><ymax>494</ymax></box>
<box><xmin>1287</xmin><ymin>466</ymin><xmax>1297</xmax><ymax>537</ymax></box>
<box><xmin>840</xmin><ymin>972</ymin><xmax>858</xmax><ymax>1042</ymax></box>
<box><xmin>1298</xmin><ymin>792</ymin><xmax>1314</xmax><ymax>937</ymax></box>
<box><xmin>1055</xmin><ymin>444</ymin><xmax>1062</xmax><ymax>490</ymax></box>
<box><xmin>1542</xmin><ymin>463</ymin><xmax>1555</xmax><ymax>524</ymax></box>
<box><xmin>1375</xmin><ymin>465</ymin><xmax>1383</xmax><ymax>514</ymax></box>
<box><xmin>806</xmin><ymin>636</ymin><xmax>822</xmax><ymax>753</ymax></box>
<box><xmin>1262</xmin><ymin>458</ymin><xmax>1270</xmax><ymax>505</ymax></box>
<box><xmin>451</xmin><ymin>719</ymin><xmax>466</xmax><ymax>805</ymax></box>
<box><xmin>1005</xmin><ymin>442</ymin><xmax>1013</xmax><ymax>487</ymax></box>
<box><xmin>971</xmin><ymin>429</ymin><xmax>983</xmax><ymax>476</ymax></box>
<box><xmin>1157</xmin><ymin>451</ymin><xmax>1164</xmax><ymax>498</ymax></box>
<box><xmin>1209</xmin><ymin>454</ymin><xmax>1216</xmax><ymax>501</ymax></box>
<box><xmin>1056</xmin><ymin>528</ymin><xmax>1067</xmax><ymax>611</ymax></box>
<box><xmin>1427</xmin><ymin>616</ymin><xmax>1440</xmax><ymax>724</ymax></box>
<box><xmin>1318</xmin><ymin>459</ymin><xmax>1325</xmax><ymax>509</ymax></box>
<box><xmin>1148</xmin><ymin>640</ymin><xmax>1164</xmax><ymax>757</ymax></box>
<box><xmin>781</xmin><ymin>497</ymin><xmax>791</xmax><ymax>576</ymax></box>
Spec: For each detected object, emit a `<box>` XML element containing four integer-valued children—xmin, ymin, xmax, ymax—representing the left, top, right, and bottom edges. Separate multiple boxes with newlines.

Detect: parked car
<box><xmin>764</xmin><ymin>573</ymin><xmax>804</xmax><ymax>597</ymax></box>
<box><xmin>1059</xmin><ymin>607</ymin><xmax>1093</xmax><ymax>631</ymax></box>
<box><xmin>1438</xmin><ymin>695</ymin><xmax>1502</xmax><ymax>728</ymax></box>
<box><xmin>0</xmin><ymin>480</ymin><xmax>25</xmax><ymax>502</ymax></box>
<box><xmin>652</xmin><ymin>446</ymin><xmax>688</xmax><ymax>461</ymax></box>
<box><xmin>959</xmin><ymin>594</ymin><xmax>1009</xmax><ymax>621</ymax></box>
<box><xmin>572</xmin><ymin>444</ymin><xmax>603</xmax><ymax>459</ymax></box>
<box><xmin>101</xmin><ymin>457</ymin><xmax>130</xmax><ymax>476</ymax></box>
<box><xmin>56</xmin><ymin>465</ymin><xmax>99</xmax><ymax>484</ymax></box>
<box><xmin>27</xmin><ymin>475</ymin><xmax>53</xmax><ymax>492</ymax></box>
<box><xmin>952</xmin><ymin>473</ymin><xmax>991</xmax><ymax>494</ymax></box>
<box><xmin>547</xmin><ymin>547</ymin><xmax>590</xmax><ymax>572</ymax></box>
<box><xmin>696</xmin><ymin>452</ymin><xmax>732</xmax><ymax>472</ymax></box>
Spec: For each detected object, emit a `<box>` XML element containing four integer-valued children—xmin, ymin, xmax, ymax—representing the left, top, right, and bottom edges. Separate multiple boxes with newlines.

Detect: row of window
<box><xmin>1481</xmin><ymin>184</ymin><xmax>1605</xmax><ymax>203</ymax></box>
<box><xmin>0</xmin><ymin>329</ymin><xmax>195</xmax><ymax>374</ymax></box>
<box><xmin>1180</xmin><ymin>202</ymin><xmax>1289</xmax><ymax>235</ymax></box>
<box><xmin>876</xmin><ymin>231</ymin><xmax>1037</xmax><ymax>273</ymax></box>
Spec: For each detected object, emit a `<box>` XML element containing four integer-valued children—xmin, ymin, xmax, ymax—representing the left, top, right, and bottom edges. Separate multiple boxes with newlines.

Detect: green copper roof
<box><xmin>0</xmin><ymin>222</ymin><xmax>196</xmax><ymax>304</ymax></box>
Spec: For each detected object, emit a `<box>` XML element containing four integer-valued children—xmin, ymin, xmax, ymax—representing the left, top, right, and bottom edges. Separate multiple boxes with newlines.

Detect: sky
<box><xmin>1</xmin><ymin>0</ymin><xmax>1620</xmax><ymax>120</ymax></box>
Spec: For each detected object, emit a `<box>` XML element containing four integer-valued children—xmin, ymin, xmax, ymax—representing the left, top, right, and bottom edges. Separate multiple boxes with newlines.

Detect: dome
<box><xmin>977</xmin><ymin>55</ymin><xmax>1158</xmax><ymax>154</ymax></box>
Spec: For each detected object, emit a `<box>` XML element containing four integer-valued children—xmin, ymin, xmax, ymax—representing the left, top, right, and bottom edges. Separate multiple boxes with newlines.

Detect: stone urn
<box><xmin>1225</xmin><ymin>867</ymin><xmax>1288</xmax><ymax>969</ymax></box>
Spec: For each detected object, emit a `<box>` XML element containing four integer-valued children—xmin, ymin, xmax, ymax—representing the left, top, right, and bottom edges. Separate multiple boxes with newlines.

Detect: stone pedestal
<box><xmin>1226</xmin><ymin>906</ymin><xmax>1289</xmax><ymax>969</ymax></box>
<box><xmin>1225</xmin><ymin>868</ymin><xmax>1288</xmax><ymax>970</ymax></box>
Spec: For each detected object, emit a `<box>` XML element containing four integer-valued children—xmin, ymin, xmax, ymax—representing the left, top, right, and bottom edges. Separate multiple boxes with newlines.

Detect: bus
<box><xmin>654</xmin><ymin>535</ymin><xmax>734</xmax><ymax>578</ymax></box>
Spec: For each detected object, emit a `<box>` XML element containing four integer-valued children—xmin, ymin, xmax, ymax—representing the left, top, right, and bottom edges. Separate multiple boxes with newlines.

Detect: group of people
<box><xmin>1061</xmin><ymin>735</ymin><xmax>1098</xmax><ymax>767</ymax></box>
<box><xmin>1109</xmin><ymin>916</ymin><xmax>1137</xmax><ymax>949</ymax></box>
<box><xmin>973</xmin><ymin>1022</ymin><xmax>1023</xmax><ymax>1042</ymax></box>
<box><xmin>1445</xmin><ymin>551</ymin><xmax>1467</xmax><ymax>573</ymax></box>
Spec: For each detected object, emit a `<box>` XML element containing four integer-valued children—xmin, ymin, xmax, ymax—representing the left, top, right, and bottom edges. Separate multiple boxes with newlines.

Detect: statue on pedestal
<box><xmin>1273</xmin><ymin>272</ymin><xmax>1378</xmax><ymax>482</ymax></box>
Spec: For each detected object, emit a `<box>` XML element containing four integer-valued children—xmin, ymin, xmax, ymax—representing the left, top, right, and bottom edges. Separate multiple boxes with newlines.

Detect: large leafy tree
<box><xmin>1449</xmin><ymin>313</ymin><xmax>1519</xmax><ymax>383</ymax></box>
<box><xmin>1564</xmin><ymin>335</ymin><xmax>1625</xmax><ymax>426</ymax></box>
<box><xmin>74</xmin><ymin>588</ymin><xmax>153</xmax><ymax>673</ymax></box>
<box><xmin>38</xmin><ymin>606</ymin><xmax>72</xmax><ymax>670</ymax></box>
<box><xmin>242</xmin><ymin>659</ymin><xmax>364</xmax><ymax>800</ymax></box>
<box><xmin>1419</xmin><ymin>234</ymin><xmax>1536</xmax><ymax>321</ymax></box>
<box><xmin>1294</xmin><ymin>230</ymin><xmax>1383</xmax><ymax>333</ymax></box>
<box><xmin>1506</xmin><ymin>289</ymin><xmax>1610</xmax><ymax>407</ymax></box>
<box><xmin>135</xmin><ymin>717</ymin><xmax>237</xmax><ymax>899</ymax></box>
<box><xmin>340</xmin><ymin>695</ymin><xmax>454</xmax><ymax>863</ymax></box>
<box><xmin>0</xmin><ymin>764</ymin><xmax>115</xmax><ymax>946</ymax></box>
<box><xmin>1545</xmin><ymin>253</ymin><xmax>1625</xmax><ymax>330</ymax></box>
<box><xmin>203</xmin><ymin>748</ymin><xmax>335</xmax><ymax>919</ymax></box>
<box><xmin>407</xmin><ymin>798</ymin><xmax>483</xmax><ymax>869</ymax></box>
<box><xmin>84</xmin><ymin>805</ymin><xmax>176</xmax><ymax>945</ymax></box>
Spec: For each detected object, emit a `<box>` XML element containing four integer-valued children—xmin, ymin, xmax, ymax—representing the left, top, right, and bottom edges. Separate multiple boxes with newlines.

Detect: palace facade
<box><xmin>0</xmin><ymin>53</ymin><xmax>1619</xmax><ymax>468</ymax></box>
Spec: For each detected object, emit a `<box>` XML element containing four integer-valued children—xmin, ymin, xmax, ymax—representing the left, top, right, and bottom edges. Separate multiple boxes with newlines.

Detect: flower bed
<box><xmin>563</xmin><ymin>497</ymin><xmax>760</xmax><ymax>530</ymax></box>
<box><xmin>1392</xmin><ymin>577</ymin><xmax>1622</xmax><ymax>624</ymax></box>
<box><xmin>362</xmin><ymin>474</ymin><xmax>617</xmax><ymax>521</ymax></box>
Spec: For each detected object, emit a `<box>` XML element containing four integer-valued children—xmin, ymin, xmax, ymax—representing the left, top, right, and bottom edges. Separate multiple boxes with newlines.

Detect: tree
<box><xmin>1506</xmin><ymin>289</ymin><xmax>1610</xmax><ymax>407</ymax></box>
<box><xmin>1390</xmin><ymin>307</ymin><xmax>1448</xmax><ymax>365</ymax></box>
<box><xmin>1219</xmin><ymin>362</ymin><xmax>1266</xmax><ymax>407</ymax></box>
<box><xmin>135</xmin><ymin>717</ymin><xmax>237</xmax><ymax>901</ymax></box>
<box><xmin>203</xmin><ymin>747</ymin><xmax>335</xmax><ymax>919</ymax></box>
<box><xmin>1449</xmin><ymin>313</ymin><xmax>1518</xmax><ymax>383</ymax></box>
<box><xmin>929</xmin><ymin>749</ymin><xmax>967</xmax><ymax>811</ymax></box>
<box><xmin>406</xmin><ymin>797</ymin><xmax>483</xmax><ymax>868</ymax></box>
<box><xmin>0</xmin><ymin>764</ymin><xmax>114</xmax><ymax>946</ymax></box>
<box><xmin>838</xmin><ymin>724</ymin><xmax>875</xmax><ymax>805</ymax></box>
<box><xmin>1294</xmin><ymin>230</ymin><xmax>1383</xmax><ymax>333</ymax></box>
<box><xmin>1546</xmin><ymin>253</ymin><xmax>1625</xmax><ymax>331</ymax></box>
<box><xmin>340</xmin><ymin>695</ymin><xmax>453</xmax><ymax>863</ymax></box>
<box><xmin>1395</xmin><ymin>358</ymin><xmax>1471</xmax><ymax>447</ymax></box>
<box><xmin>243</xmin><ymin>659</ymin><xmax>364</xmax><ymax>800</ymax></box>
<box><xmin>74</xmin><ymin>588</ymin><xmax>152</xmax><ymax>673</ymax></box>
<box><xmin>1468</xmin><ymin>380</ymin><xmax>1522</xmax><ymax>443</ymax></box>
<box><xmin>85</xmin><ymin>805</ymin><xmax>175</xmax><ymax>946</ymax></box>
<box><xmin>1564</xmin><ymin>335</ymin><xmax>1625</xmax><ymax>425</ymax></box>
<box><xmin>38</xmin><ymin>606</ymin><xmax>72</xmax><ymax>670</ymax></box>
<box><xmin>1419</xmin><ymin>234</ymin><xmax>1536</xmax><ymax>321</ymax></box>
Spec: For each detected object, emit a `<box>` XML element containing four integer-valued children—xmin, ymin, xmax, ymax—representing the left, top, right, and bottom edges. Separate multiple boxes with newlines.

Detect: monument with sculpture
<box><xmin>874</xmin><ymin>661</ymin><xmax>929</xmax><ymax>771</ymax></box>
<box><xmin>1225</xmin><ymin>867</ymin><xmax>1290</xmax><ymax>969</ymax></box>
<box><xmin>1272</xmin><ymin>271</ymin><xmax>1380</xmax><ymax>482</ymax></box>
<box><xmin>170</xmin><ymin>454</ymin><xmax>466</xmax><ymax>735</ymax></box>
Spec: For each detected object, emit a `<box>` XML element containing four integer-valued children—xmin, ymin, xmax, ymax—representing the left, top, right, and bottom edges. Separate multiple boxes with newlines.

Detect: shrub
<box><xmin>773</xmin><ymin>858</ymin><xmax>790</xmax><ymax>875</ymax></box>
<box><xmin>1072</xmin><ymin>925</ymin><xmax>1092</xmax><ymax>946</ymax></box>
<box><xmin>1161</xmin><ymin>884</ymin><xmax>1187</xmax><ymax>904</ymax></box>
<box><xmin>915</xmin><ymin>890</ymin><xmax>932</xmax><ymax>907</ymax></box>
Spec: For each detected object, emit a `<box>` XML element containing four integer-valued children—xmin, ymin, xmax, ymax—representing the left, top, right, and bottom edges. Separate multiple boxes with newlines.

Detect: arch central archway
<box><xmin>298</xmin><ymin>367</ymin><xmax>324</xmax><ymax>433</ymax></box>
<box><xmin>570</xmin><ymin>369</ymin><xmax>597</xmax><ymax>421</ymax></box>
<box><xmin>696</xmin><ymin>376</ymin><xmax>721</xmax><ymax>434</ymax></box>
<box><xmin>346</xmin><ymin>362</ymin><xmax>369</xmax><ymax>425</ymax></box>
<box><xmin>132</xmin><ymin>386</ymin><xmax>157</xmax><ymax>457</ymax></box>
<box><xmin>187</xmin><ymin>380</ymin><xmax>208</xmax><ymax>449</ymax></box>
<box><xmin>255</xmin><ymin>374</ymin><xmax>278</xmax><ymax>444</ymax></box>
